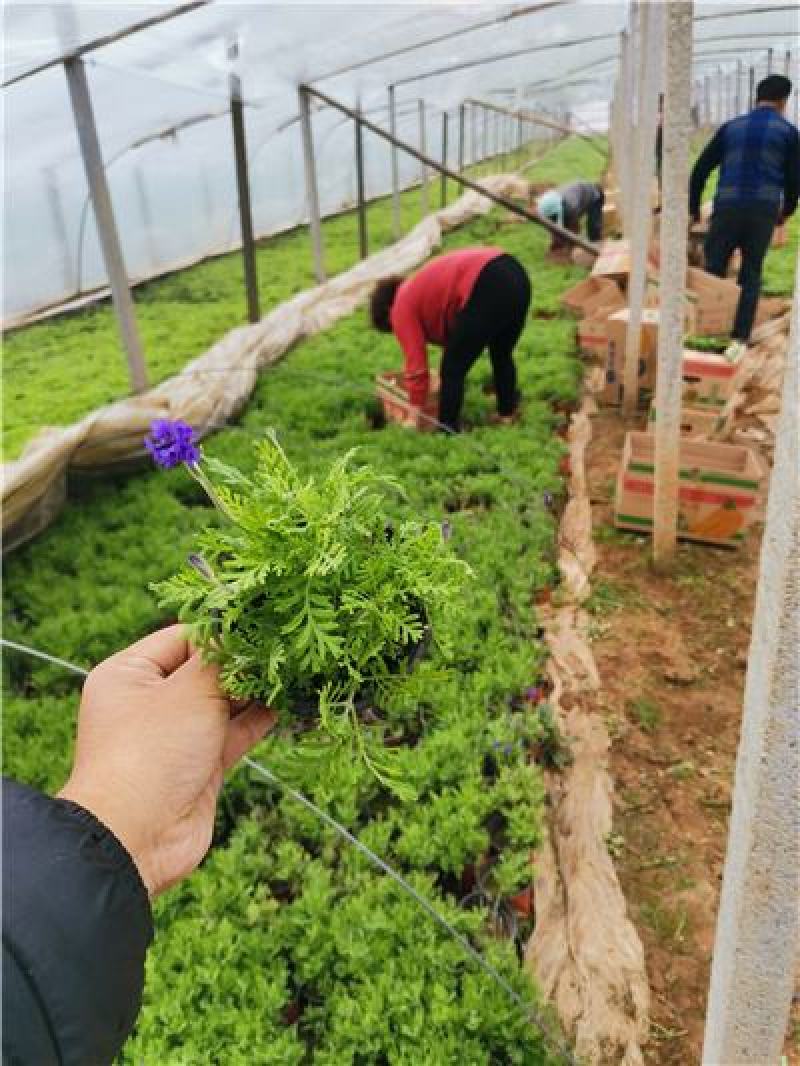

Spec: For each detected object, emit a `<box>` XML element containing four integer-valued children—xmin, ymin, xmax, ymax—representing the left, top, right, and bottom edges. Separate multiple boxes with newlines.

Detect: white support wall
<box><xmin>702</xmin><ymin>283</ymin><xmax>800</xmax><ymax>1063</ymax></box>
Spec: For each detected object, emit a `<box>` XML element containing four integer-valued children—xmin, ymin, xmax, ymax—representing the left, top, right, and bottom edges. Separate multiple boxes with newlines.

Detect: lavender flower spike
<box><xmin>144</xmin><ymin>419</ymin><xmax>200</xmax><ymax>469</ymax></box>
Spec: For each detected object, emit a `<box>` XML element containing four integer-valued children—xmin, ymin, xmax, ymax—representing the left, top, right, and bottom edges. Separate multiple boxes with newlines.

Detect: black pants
<box><xmin>705</xmin><ymin>206</ymin><xmax>777</xmax><ymax>341</ymax></box>
<box><xmin>557</xmin><ymin>189</ymin><xmax>605</xmax><ymax>248</ymax></box>
<box><xmin>438</xmin><ymin>254</ymin><xmax>532</xmax><ymax>431</ymax></box>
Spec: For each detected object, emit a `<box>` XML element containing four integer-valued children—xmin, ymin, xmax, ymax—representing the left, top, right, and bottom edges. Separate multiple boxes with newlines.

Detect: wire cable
<box><xmin>0</xmin><ymin>635</ymin><xmax>578</xmax><ymax>1066</ymax></box>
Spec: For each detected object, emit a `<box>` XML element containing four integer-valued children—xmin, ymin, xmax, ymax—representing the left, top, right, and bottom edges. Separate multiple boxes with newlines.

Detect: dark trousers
<box><xmin>557</xmin><ymin>189</ymin><xmax>605</xmax><ymax>249</ymax></box>
<box><xmin>705</xmin><ymin>206</ymin><xmax>777</xmax><ymax>341</ymax></box>
<box><xmin>438</xmin><ymin>255</ymin><xmax>532</xmax><ymax>431</ymax></box>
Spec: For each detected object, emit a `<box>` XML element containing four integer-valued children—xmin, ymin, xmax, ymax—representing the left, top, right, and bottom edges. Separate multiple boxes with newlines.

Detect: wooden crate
<box><xmin>682</xmin><ymin>346</ymin><xmax>746</xmax><ymax>409</ymax></box>
<box><xmin>375</xmin><ymin>371</ymin><xmax>440</xmax><ymax>432</ymax></box>
<box><xmin>648</xmin><ymin>403</ymin><xmax>732</xmax><ymax>440</ymax></box>
<box><xmin>685</xmin><ymin>267</ymin><xmax>739</xmax><ymax>336</ymax></box>
<box><xmin>577</xmin><ymin>308</ymin><xmax>619</xmax><ymax>359</ymax></box>
<box><xmin>561</xmin><ymin>276</ymin><xmax>625</xmax><ymax>318</ymax></box>
<box><xmin>601</xmin><ymin>308</ymin><xmax>659</xmax><ymax>406</ymax></box>
<box><xmin>614</xmin><ymin>431</ymin><xmax>765</xmax><ymax>546</ymax></box>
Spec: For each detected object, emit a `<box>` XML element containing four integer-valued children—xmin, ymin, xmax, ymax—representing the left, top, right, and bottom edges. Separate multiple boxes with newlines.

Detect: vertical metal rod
<box><xmin>458</xmin><ymin>102</ymin><xmax>465</xmax><ymax>172</ymax></box>
<box><xmin>482</xmin><ymin>105</ymin><xmax>488</xmax><ymax>162</ymax></box>
<box><xmin>736</xmin><ymin>59</ymin><xmax>743</xmax><ymax>115</ymax></box>
<box><xmin>704</xmin><ymin>74</ymin><xmax>712</xmax><ymax>125</ymax></box>
<box><xmin>748</xmin><ymin>65</ymin><xmax>755</xmax><ymax>109</ymax></box>
<box><xmin>230</xmin><ymin>72</ymin><xmax>260</xmax><ymax>324</ymax></box>
<box><xmin>440</xmin><ymin>111</ymin><xmax>449</xmax><ymax>207</ymax></box>
<box><xmin>64</xmin><ymin>57</ymin><xmax>148</xmax><ymax>392</ymax></box>
<box><xmin>767</xmin><ymin>46</ymin><xmax>773</xmax><ymax>74</ymax></box>
<box><xmin>389</xmin><ymin>85</ymin><xmax>400</xmax><ymax>238</ymax></box>
<box><xmin>418</xmin><ymin>99</ymin><xmax>429</xmax><ymax>215</ymax></box>
<box><xmin>297</xmin><ymin>86</ymin><xmax>326</xmax><ymax>283</ymax></box>
<box><xmin>133</xmin><ymin>166</ymin><xmax>159</xmax><ymax>273</ymax></box>
<box><xmin>44</xmin><ymin>168</ymin><xmax>76</xmax><ymax>294</ymax></box>
<box><xmin>653</xmin><ymin>0</ymin><xmax>693</xmax><ymax>564</ymax></box>
<box><xmin>784</xmin><ymin>49</ymin><xmax>791</xmax><ymax>77</ymax></box>
<box><xmin>354</xmin><ymin>102</ymin><xmax>368</xmax><ymax>260</ymax></box>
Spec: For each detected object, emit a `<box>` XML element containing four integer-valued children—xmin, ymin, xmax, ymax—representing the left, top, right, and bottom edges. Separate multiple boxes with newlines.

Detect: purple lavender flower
<box><xmin>543</xmin><ymin>491</ymin><xmax>554</xmax><ymax>511</ymax></box>
<box><xmin>525</xmin><ymin>685</ymin><xmax>544</xmax><ymax>704</ymax></box>
<box><xmin>144</xmin><ymin>419</ymin><xmax>200</xmax><ymax>469</ymax></box>
<box><xmin>440</xmin><ymin>520</ymin><xmax>453</xmax><ymax>542</ymax></box>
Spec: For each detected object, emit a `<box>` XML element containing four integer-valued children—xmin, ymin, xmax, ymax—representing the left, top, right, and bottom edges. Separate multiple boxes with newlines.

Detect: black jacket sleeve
<box><xmin>783</xmin><ymin>127</ymin><xmax>800</xmax><ymax>219</ymax></box>
<box><xmin>2</xmin><ymin>779</ymin><xmax>153</xmax><ymax>1066</ymax></box>
<box><xmin>689</xmin><ymin>126</ymin><xmax>725</xmax><ymax>217</ymax></box>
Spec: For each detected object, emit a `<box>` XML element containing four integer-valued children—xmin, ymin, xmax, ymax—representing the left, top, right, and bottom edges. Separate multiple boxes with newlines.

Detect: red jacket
<box><xmin>390</xmin><ymin>247</ymin><xmax>504</xmax><ymax>406</ymax></box>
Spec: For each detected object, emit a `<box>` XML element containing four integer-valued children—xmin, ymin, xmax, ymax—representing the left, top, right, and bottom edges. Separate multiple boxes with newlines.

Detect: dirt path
<box><xmin>582</xmin><ymin>408</ymin><xmax>797</xmax><ymax>1065</ymax></box>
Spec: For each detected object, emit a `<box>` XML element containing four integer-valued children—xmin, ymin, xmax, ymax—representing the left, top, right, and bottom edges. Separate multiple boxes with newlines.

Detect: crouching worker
<box><xmin>537</xmin><ymin>181</ymin><xmax>605</xmax><ymax>251</ymax></box>
<box><xmin>369</xmin><ymin>247</ymin><xmax>532</xmax><ymax>432</ymax></box>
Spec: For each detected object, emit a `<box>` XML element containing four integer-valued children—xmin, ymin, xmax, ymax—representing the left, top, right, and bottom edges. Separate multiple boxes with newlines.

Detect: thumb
<box><xmin>222</xmin><ymin>704</ymin><xmax>277</xmax><ymax>771</ymax></box>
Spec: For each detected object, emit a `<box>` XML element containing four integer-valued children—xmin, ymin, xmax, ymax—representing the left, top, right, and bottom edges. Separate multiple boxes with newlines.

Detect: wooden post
<box><xmin>297</xmin><ymin>86</ymin><xmax>325</xmax><ymax>284</ymax></box>
<box><xmin>458</xmin><ymin>103</ymin><xmax>466</xmax><ymax>172</ymax></box>
<box><xmin>354</xmin><ymin>102</ymin><xmax>368</xmax><ymax>260</ymax></box>
<box><xmin>230</xmin><ymin>72</ymin><xmax>260</xmax><ymax>324</ymax></box>
<box><xmin>702</xmin><ymin>283</ymin><xmax>799</xmax><ymax>1064</ymax></box>
<box><xmin>440</xmin><ymin>111</ymin><xmax>449</xmax><ymax>207</ymax></box>
<box><xmin>64</xmin><ymin>58</ymin><xmax>148</xmax><ymax>393</ymax></box>
<box><xmin>418</xmin><ymin>99</ymin><xmax>429</xmax><ymax>215</ymax></box>
<box><xmin>653</xmin><ymin>1</ymin><xmax>693</xmax><ymax>565</ymax></box>
<box><xmin>622</xmin><ymin>0</ymin><xmax>661</xmax><ymax>415</ymax></box>
<box><xmin>389</xmin><ymin>85</ymin><xmax>400</xmax><ymax>238</ymax></box>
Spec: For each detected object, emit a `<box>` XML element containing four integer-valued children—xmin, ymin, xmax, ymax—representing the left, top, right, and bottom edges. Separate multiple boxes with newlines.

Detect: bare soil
<box><xmin>582</xmin><ymin>407</ymin><xmax>798</xmax><ymax>1065</ymax></box>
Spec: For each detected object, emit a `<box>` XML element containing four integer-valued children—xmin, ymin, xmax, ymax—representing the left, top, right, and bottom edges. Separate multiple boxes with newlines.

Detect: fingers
<box><xmin>222</xmin><ymin>704</ymin><xmax>277</xmax><ymax>772</ymax></box>
<box><xmin>104</xmin><ymin>624</ymin><xmax>192</xmax><ymax>679</ymax></box>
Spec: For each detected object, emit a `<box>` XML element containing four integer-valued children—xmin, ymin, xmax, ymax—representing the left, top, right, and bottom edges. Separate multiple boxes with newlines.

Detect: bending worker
<box><xmin>537</xmin><ymin>181</ymin><xmax>605</xmax><ymax>250</ymax></box>
<box><xmin>690</xmin><ymin>74</ymin><xmax>798</xmax><ymax>345</ymax></box>
<box><xmin>370</xmin><ymin>247</ymin><xmax>531</xmax><ymax>432</ymax></box>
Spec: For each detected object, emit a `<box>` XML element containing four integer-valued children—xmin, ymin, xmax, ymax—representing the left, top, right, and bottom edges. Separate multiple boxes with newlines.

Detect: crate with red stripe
<box><xmin>681</xmin><ymin>345</ymin><xmax>746</xmax><ymax>409</ymax></box>
<box><xmin>375</xmin><ymin>371</ymin><xmax>440</xmax><ymax>431</ymax></box>
<box><xmin>614</xmin><ymin>431</ymin><xmax>766</xmax><ymax>546</ymax></box>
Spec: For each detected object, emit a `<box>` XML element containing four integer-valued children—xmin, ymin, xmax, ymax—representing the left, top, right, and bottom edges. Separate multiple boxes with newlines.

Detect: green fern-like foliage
<box><xmin>153</xmin><ymin>434</ymin><xmax>470</xmax><ymax>795</ymax></box>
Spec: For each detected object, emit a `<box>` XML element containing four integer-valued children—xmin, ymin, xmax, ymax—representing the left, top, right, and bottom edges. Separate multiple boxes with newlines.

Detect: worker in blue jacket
<box><xmin>690</xmin><ymin>74</ymin><xmax>799</xmax><ymax>344</ymax></box>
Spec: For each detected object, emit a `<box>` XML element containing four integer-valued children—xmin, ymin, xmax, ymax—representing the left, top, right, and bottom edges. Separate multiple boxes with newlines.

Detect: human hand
<box><xmin>58</xmin><ymin>626</ymin><xmax>276</xmax><ymax>897</ymax></box>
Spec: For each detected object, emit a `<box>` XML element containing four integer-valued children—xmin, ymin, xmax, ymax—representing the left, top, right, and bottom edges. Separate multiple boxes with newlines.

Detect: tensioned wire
<box><xmin>0</xmin><ymin>636</ymin><xmax>580</xmax><ymax>1066</ymax></box>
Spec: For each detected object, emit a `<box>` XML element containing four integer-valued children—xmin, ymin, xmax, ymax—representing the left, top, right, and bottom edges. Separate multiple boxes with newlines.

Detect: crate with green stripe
<box><xmin>614</xmin><ymin>431</ymin><xmax>766</xmax><ymax>546</ymax></box>
<box><xmin>681</xmin><ymin>346</ymin><xmax>747</xmax><ymax>409</ymax></box>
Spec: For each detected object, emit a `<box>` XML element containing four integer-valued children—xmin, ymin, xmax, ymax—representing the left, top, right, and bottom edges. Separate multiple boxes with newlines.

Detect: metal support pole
<box><xmin>297</xmin><ymin>86</ymin><xmax>326</xmax><ymax>283</ymax></box>
<box><xmin>704</xmin><ymin>74</ymin><xmax>712</xmax><ymax>125</ymax></box>
<box><xmin>354</xmin><ymin>102</ymin><xmax>368</xmax><ymax>260</ymax></box>
<box><xmin>702</xmin><ymin>284</ymin><xmax>799</xmax><ymax>1064</ymax></box>
<box><xmin>64</xmin><ymin>58</ymin><xmax>148</xmax><ymax>393</ymax></box>
<box><xmin>735</xmin><ymin>59</ymin><xmax>743</xmax><ymax>115</ymax></box>
<box><xmin>482</xmin><ymin>105</ymin><xmax>489</xmax><ymax>161</ymax></box>
<box><xmin>458</xmin><ymin>103</ymin><xmax>465</xmax><ymax>173</ymax></box>
<box><xmin>418</xmin><ymin>99</ymin><xmax>429</xmax><ymax>215</ymax></box>
<box><xmin>301</xmin><ymin>85</ymin><xmax>598</xmax><ymax>252</ymax></box>
<box><xmin>622</xmin><ymin>0</ymin><xmax>661</xmax><ymax>415</ymax></box>
<box><xmin>440</xmin><ymin>111</ymin><xmax>449</xmax><ymax>207</ymax></box>
<box><xmin>748</xmin><ymin>65</ymin><xmax>755</xmax><ymax>110</ymax></box>
<box><xmin>784</xmin><ymin>49</ymin><xmax>791</xmax><ymax>77</ymax></box>
<box><xmin>44</xmin><ymin>168</ymin><xmax>76</xmax><ymax>294</ymax></box>
<box><xmin>230</xmin><ymin>72</ymin><xmax>260</xmax><ymax>324</ymax></box>
<box><xmin>133</xmin><ymin>166</ymin><xmax>159</xmax><ymax>273</ymax></box>
<box><xmin>767</xmin><ymin>46</ymin><xmax>773</xmax><ymax>74</ymax></box>
<box><xmin>389</xmin><ymin>85</ymin><xmax>400</xmax><ymax>238</ymax></box>
<box><xmin>653</xmin><ymin>1</ymin><xmax>693</xmax><ymax>565</ymax></box>
<box><xmin>716</xmin><ymin>66</ymin><xmax>723</xmax><ymax>123</ymax></box>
